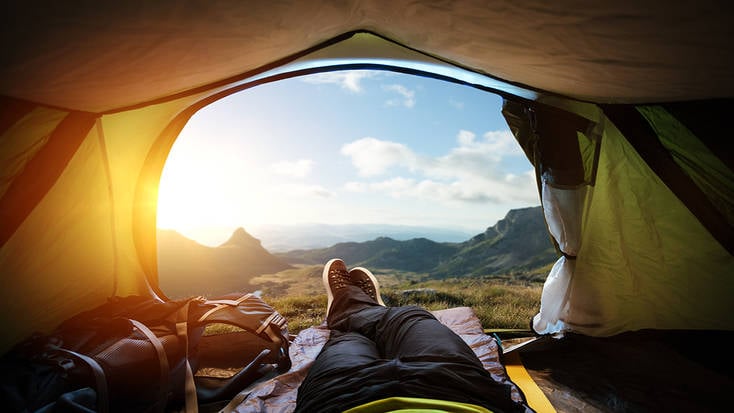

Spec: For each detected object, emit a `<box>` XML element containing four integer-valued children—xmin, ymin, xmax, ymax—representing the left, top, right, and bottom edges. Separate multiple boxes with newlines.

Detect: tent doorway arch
<box><xmin>152</xmin><ymin>67</ymin><xmax>546</xmax><ymax>323</ymax></box>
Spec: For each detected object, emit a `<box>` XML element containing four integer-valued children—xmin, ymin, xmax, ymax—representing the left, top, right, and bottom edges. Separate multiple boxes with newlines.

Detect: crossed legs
<box><xmin>295</xmin><ymin>260</ymin><xmax>530</xmax><ymax>413</ymax></box>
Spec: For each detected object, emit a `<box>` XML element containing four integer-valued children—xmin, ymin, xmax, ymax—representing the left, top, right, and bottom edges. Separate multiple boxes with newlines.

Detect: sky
<box><xmin>157</xmin><ymin>70</ymin><xmax>540</xmax><ymax>246</ymax></box>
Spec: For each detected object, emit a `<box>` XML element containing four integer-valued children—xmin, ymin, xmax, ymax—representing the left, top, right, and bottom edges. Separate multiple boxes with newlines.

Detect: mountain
<box><xmin>247</xmin><ymin>223</ymin><xmax>475</xmax><ymax>252</ymax></box>
<box><xmin>433</xmin><ymin>207</ymin><xmax>557</xmax><ymax>277</ymax></box>
<box><xmin>157</xmin><ymin>207</ymin><xmax>555</xmax><ymax>296</ymax></box>
<box><xmin>157</xmin><ymin>228</ymin><xmax>292</xmax><ymax>298</ymax></box>
<box><xmin>277</xmin><ymin>206</ymin><xmax>557</xmax><ymax>277</ymax></box>
<box><xmin>280</xmin><ymin>237</ymin><xmax>460</xmax><ymax>272</ymax></box>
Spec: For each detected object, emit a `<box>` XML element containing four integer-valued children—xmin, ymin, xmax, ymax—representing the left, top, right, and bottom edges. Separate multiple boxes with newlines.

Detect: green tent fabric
<box><xmin>1</xmin><ymin>1</ymin><xmax>733</xmax><ymax>353</ymax></box>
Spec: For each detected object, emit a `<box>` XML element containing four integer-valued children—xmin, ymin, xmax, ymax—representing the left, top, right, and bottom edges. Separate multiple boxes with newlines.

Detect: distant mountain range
<box><xmin>278</xmin><ymin>206</ymin><xmax>557</xmax><ymax>277</ymax></box>
<box><xmin>157</xmin><ymin>206</ymin><xmax>557</xmax><ymax>298</ymax></box>
<box><xmin>247</xmin><ymin>223</ymin><xmax>475</xmax><ymax>252</ymax></box>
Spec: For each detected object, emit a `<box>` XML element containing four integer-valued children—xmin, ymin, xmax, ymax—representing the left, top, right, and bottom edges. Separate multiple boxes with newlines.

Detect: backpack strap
<box><xmin>196</xmin><ymin>293</ymin><xmax>291</xmax><ymax>373</ymax></box>
<box><xmin>257</xmin><ymin>312</ymin><xmax>288</xmax><ymax>364</ymax></box>
<box><xmin>53</xmin><ymin>347</ymin><xmax>109</xmax><ymax>413</ymax></box>
<box><xmin>256</xmin><ymin>311</ymin><xmax>286</xmax><ymax>334</ymax></box>
<box><xmin>176</xmin><ymin>299</ymin><xmax>201</xmax><ymax>413</ymax></box>
<box><xmin>129</xmin><ymin>319</ymin><xmax>169</xmax><ymax>412</ymax></box>
<box><xmin>196</xmin><ymin>293</ymin><xmax>253</xmax><ymax>323</ymax></box>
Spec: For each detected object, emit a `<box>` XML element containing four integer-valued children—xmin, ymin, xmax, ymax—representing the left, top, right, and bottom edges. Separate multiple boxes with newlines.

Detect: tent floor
<box><xmin>510</xmin><ymin>331</ymin><xmax>734</xmax><ymax>412</ymax></box>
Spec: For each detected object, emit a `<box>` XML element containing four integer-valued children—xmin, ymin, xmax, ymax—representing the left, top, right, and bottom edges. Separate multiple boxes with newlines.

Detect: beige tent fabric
<box><xmin>2</xmin><ymin>1</ymin><xmax>733</xmax><ymax>111</ymax></box>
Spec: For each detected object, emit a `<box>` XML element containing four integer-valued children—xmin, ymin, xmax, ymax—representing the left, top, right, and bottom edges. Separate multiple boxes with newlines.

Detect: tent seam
<box><xmin>95</xmin><ymin>119</ymin><xmax>118</xmax><ymax>296</ymax></box>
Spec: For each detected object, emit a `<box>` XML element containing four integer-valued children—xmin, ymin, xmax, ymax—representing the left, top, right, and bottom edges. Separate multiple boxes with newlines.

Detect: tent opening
<box><xmin>155</xmin><ymin>69</ymin><xmax>552</xmax><ymax>333</ymax></box>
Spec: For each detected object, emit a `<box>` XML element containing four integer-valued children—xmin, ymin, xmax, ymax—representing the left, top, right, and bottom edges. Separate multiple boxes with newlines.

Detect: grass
<box><xmin>268</xmin><ymin>295</ymin><xmax>329</xmax><ymax>333</ymax></box>
<box><xmin>253</xmin><ymin>266</ymin><xmax>543</xmax><ymax>335</ymax></box>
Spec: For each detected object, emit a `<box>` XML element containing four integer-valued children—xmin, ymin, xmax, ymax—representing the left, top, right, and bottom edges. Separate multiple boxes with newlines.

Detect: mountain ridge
<box><xmin>248</xmin><ymin>223</ymin><xmax>475</xmax><ymax>252</ymax></box>
<box><xmin>277</xmin><ymin>206</ymin><xmax>556</xmax><ymax>277</ymax></box>
<box><xmin>157</xmin><ymin>206</ymin><xmax>556</xmax><ymax>298</ymax></box>
<box><xmin>433</xmin><ymin>206</ymin><xmax>556</xmax><ymax>276</ymax></box>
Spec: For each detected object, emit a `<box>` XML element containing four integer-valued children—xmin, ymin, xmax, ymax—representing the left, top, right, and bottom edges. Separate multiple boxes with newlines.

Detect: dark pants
<box><xmin>295</xmin><ymin>285</ymin><xmax>532</xmax><ymax>413</ymax></box>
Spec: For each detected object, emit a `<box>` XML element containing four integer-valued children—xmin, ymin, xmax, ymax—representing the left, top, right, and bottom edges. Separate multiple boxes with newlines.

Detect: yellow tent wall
<box><xmin>0</xmin><ymin>88</ymin><xmax>227</xmax><ymax>350</ymax></box>
<box><xmin>548</xmin><ymin>108</ymin><xmax>733</xmax><ymax>335</ymax></box>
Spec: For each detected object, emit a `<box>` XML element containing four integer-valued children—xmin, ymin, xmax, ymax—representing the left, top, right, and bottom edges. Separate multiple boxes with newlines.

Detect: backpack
<box><xmin>0</xmin><ymin>293</ymin><xmax>290</xmax><ymax>412</ymax></box>
<box><xmin>188</xmin><ymin>293</ymin><xmax>291</xmax><ymax>404</ymax></box>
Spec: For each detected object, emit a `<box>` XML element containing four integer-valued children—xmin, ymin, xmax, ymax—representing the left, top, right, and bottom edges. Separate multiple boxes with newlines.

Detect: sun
<box><xmin>155</xmin><ymin>131</ymin><xmax>289</xmax><ymax>246</ymax></box>
<box><xmin>156</xmin><ymin>141</ymin><xmax>255</xmax><ymax>246</ymax></box>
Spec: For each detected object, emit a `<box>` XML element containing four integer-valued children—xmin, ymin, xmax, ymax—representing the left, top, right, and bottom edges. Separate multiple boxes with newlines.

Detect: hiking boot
<box><xmin>349</xmin><ymin>267</ymin><xmax>385</xmax><ymax>306</ymax></box>
<box><xmin>322</xmin><ymin>258</ymin><xmax>351</xmax><ymax>318</ymax></box>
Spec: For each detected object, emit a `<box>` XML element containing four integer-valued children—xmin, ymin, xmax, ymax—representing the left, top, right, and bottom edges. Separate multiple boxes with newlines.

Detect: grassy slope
<box><xmin>252</xmin><ymin>265</ymin><xmax>544</xmax><ymax>334</ymax></box>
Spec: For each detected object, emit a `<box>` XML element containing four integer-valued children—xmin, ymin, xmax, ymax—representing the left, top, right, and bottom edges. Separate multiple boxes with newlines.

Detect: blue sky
<box><xmin>157</xmin><ymin>70</ymin><xmax>540</xmax><ymax>246</ymax></box>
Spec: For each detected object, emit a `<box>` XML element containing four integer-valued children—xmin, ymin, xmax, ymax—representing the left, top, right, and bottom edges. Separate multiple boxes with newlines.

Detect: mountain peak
<box><xmin>221</xmin><ymin>227</ymin><xmax>261</xmax><ymax>247</ymax></box>
<box><xmin>485</xmin><ymin>206</ymin><xmax>543</xmax><ymax>237</ymax></box>
<box><xmin>157</xmin><ymin>227</ymin><xmax>292</xmax><ymax>299</ymax></box>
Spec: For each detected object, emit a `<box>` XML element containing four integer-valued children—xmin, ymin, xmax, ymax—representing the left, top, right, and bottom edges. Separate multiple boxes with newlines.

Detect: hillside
<box><xmin>277</xmin><ymin>206</ymin><xmax>557</xmax><ymax>278</ymax></box>
<box><xmin>280</xmin><ymin>237</ymin><xmax>459</xmax><ymax>272</ymax></box>
<box><xmin>157</xmin><ymin>228</ymin><xmax>292</xmax><ymax>298</ymax></box>
<box><xmin>433</xmin><ymin>207</ymin><xmax>557</xmax><ymax>277</ymax></box>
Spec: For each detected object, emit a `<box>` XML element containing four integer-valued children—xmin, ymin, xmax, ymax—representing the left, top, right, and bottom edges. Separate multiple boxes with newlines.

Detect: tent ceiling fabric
<box><xmin>2</xmin><ymin>1</ymin><xmax>733</xmax><ymax>112</ymax></box>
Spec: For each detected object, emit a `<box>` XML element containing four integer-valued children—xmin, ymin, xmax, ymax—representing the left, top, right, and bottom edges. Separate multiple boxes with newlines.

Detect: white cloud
<box><xmin>344</xmin><ymin>181</ymin><xmax>367</xmax><ymax>192</ymax></box>
<box><xmin>421</xmin><ymin>129</ymin><xmax>523</xmax><ymax>181</ymax></box>
<box><xmin>278</xmin><ymin>183</ymin><xmax>335</xmax><ymax>198</ymax></box>
<box><xmin>370</xmin><ymin>177</ymin><xmax>415</xmax><ymax>197</ymax></box>
<box><xmin>360</xmin><ymin>174</ymin><xmax>535</xmax><ymax>205</ymax></box>
<box><xmin>383</xmin><ymin>84</ymin><xmax>416</xmax><ymax>108</ymax></box>
<box><xmin>301</xmin><ymin>70</ymin><xmax>377</xmax><ymax>92</ymax></box>
<box><xmin>341</xmin><ymin>130</ymin><xmax>537</xmax><ymax>205</ymax></box>
<box><xmin>308</xmin><ymin>186</ymin><xmax>337</xmax><ymax>198</ymax></box>
<box><xmin>504</xmin><ymin>170</ymin><xmax>540</xmax><ymax>203</ymax></box>
<box><xmin>340</xmin><ymin>137</ymin><xmax>416</xmax><ymax>177</ymax></box>
<box><xmin>271</xmin><ymin>159</ymin><xmax>314</xmax><ymax>178</ymax></box>
<box><xmin>457</xmin><ymin>130</ymin><xmax>475</xmax><ymax>146</ymax></box>
<box><xmin>416</xmin><ymin>180</ymin><xmax>500</xmax><ymax>203</ymax></box>
<box><xmin>479</xmin><ymin>130</ymin><xmax>523</xmax><ymax>157</ymax></box>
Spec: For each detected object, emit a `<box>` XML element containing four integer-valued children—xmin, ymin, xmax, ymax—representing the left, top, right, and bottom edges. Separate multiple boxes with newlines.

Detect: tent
<box><xmin>2</xmin><ymin>0</ymin><xmax>732</xmax><ymax>376</ymax></box>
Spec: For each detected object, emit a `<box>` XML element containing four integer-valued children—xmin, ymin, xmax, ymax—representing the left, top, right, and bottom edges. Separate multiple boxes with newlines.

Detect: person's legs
<box><xmin>349</xmin><ymin>267</ymin><xmax>385</xmax><ymax>305</ymax></box>
<box><xmin>296</xmin><ymin>259</ymin><xmax>389</xmax><ymax>412</ymax></box>
<box><xmin>374</xmin><ymin>306</ymin><xmax>483</xmax><ymax>365</ymax></box>
<box><xmin>300</xmin><ymin>306</ymin><xmax>530</xmax><ymax>413</ymax></box>
<box><xmin>298</xmin><ymin>259</ymin><xmax>532</xmax><ymax>412</ymax></box>
<box><xmin>325</xmin><ymin>301</ymin><xmax>530</xmax><ymax>411</ymax></box>
<box><xmin>326</xmin><ymin>284</ymin><xmax>381</xmax><ymax>327</ymax></box>
<box><xmin>295</xmin><ymin>331</ymin><xmax>382</xmax><ymax>412</ymax></box>
<box><xmin>361</xmin><ymin>306</ymin><xmax>531</xmax><ymax>412</ymax></box>
<box><xmin>322</xmin><ymin>258</ymin><xmax>383</xmax><ymax>326</ymax></box>
<box><xmin>321</xmin><ymin>257</ymin><xmax>496</xmax><ymax>381</ymax></box>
